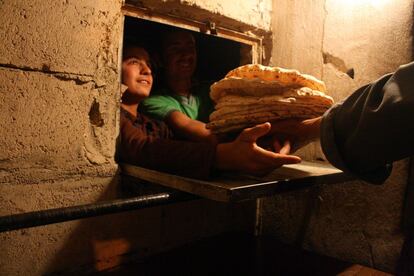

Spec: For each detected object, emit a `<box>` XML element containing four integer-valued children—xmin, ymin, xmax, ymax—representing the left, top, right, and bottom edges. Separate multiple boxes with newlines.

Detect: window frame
<box><xmin>121</xmin><ymin>4</ymin><xmax>263</xmax><ymax>64</ymax></box>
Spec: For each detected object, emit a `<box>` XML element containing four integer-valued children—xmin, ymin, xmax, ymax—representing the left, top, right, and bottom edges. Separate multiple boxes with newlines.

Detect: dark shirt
<box><xmin>120</xmin><ymin>108</ymin><xmax>216</xmax><ymax>179</ymax></box>
<box><xmin>321</xmin><ymin>62</ymin><xmax>414</xmax><ymax>183</ymax></box>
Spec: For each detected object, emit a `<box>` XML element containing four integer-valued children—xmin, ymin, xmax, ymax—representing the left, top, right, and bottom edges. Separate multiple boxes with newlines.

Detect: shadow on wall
<box><xmin>41</xmin><ymin>177</ymin><xmax>169</xmax><ymax>274</ymax></box>
<box><xmin>42</xmin><ymin>176</ymin><xmax>255</xmax><ymax>275</ymax></box>
<box><xmin>41</xmin><ymin>176</ymin><xmax>173</xmax><ymax>274</ymax></box>
<box><xmin>41</xmin><ymin>176</ymin><xmax>145</xmax><ymax>274</ymax></box>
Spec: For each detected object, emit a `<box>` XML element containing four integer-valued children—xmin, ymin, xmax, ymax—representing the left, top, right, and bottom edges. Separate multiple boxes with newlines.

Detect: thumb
<box><xmin>276</xmin><ymin>154</ymin><xmax>302</xmax><ymax>165</ymax></box>
<box><xmin>239</xmin><ymin>122</ymin><xmax>271</xmax><ymax>143</ymax></box>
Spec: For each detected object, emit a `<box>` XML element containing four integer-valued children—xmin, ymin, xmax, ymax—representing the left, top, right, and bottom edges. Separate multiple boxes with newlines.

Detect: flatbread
<box><xmin>224</xmin><ymin>63</ymin><xmax>325</xmax><ymax>89</ymax></box>
<box><xmin>208</xmin><ymin>64</ymin><xmax>333</xmax><ymax>134</ymax></box>
<box><xmin>209</xmin><ymin>102</ymin><xmax>328</xmax><ymax>122</ymax></box>
<box><xmin>207</xmin><ymin>112</ymin><xmax>313</xmax><ymax>134</ymax></box>
<box><xmin>213</xmin><ymin>87</ymin><xmax>333</xmax><ymax>109</ymax></box>
<box><xmin>225</xmin><ymin>64</ymin><xmax>326</xmax><ymax>90</ymax></box>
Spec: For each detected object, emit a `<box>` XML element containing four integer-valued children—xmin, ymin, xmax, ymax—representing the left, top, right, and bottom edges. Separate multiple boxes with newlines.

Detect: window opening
<box><xmin>123</xmin><ymin>15</ymin><xmax>258</xmax><ymax>87</ymax></box>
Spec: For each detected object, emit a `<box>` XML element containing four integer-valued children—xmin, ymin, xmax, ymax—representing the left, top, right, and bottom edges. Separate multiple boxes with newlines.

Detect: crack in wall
<box><xmin>321</xmin><ymin>0</ymin><xmax>327</xmax><ymax>81</ymax></box>
<box><xmin>0</xmin><ymin>63</ymin><xmax>91</xmax><ymax>77</ymax></box>
<box><xmin>320</xmin><ymin>2</ymin><xmax>354</xmax><ymax>79</ymax></box>
<box><xmin>53</xmin><ymin>73</ymin><xmax>98</xmax><ymax>87</ymax></box>
<box><xmin>0</xmin><ymin>63</ymin><xmax>104</xmax><ymax>87</ymax></box>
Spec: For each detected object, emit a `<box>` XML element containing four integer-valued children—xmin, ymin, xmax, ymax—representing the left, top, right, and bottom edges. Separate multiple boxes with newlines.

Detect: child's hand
<box><xmin>214</xmin><ymin>122</ymin><xmax>301</xmax><ymax>176</ymax></box>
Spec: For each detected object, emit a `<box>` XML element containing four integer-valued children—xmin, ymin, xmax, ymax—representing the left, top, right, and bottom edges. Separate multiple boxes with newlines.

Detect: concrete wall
<box><xmin>7</xmin><ymin>0</ymin><xmax>410</xmax><ymax>273</ymax></box>
<box><xmin>263</xmin><ymin>0</ymin><xmax>413</xmax><ymax>273</ymax></box>
<box><xmin>126</xmin><ymin>0</ymin><xmax>274</xmax><ymax>63</ymax></box>
<box><xmin>0</xmin><ymin>0</ymin><xmax>270</xmax><ymax>274</ymax></box>
<box><xmin>0</xmin><ymin>0</ymin><xmax>121</xmax><ymax>189</ymax></box>
<box><xmin>127</xmin><ymin>0</ymin><xmax>272</xmax><ymax>32</ymax></box>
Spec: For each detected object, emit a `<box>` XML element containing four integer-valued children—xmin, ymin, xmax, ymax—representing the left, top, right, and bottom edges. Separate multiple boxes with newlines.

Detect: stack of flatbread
<box><xmin>206</xmin><ymin>64</ymin><xmax>334</xmax><ymax>134</ymax></box>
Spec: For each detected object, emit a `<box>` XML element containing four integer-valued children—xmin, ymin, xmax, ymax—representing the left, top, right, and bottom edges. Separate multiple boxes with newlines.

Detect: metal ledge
<box><xmin>121</xmin><ymin>161</ymin><xmax>354</xmax><ymax>202</ymax></box>
<box><xmin>0</xmin><ymin>162</ymin><xmax>353</xmax><ymax>232</ymax></box>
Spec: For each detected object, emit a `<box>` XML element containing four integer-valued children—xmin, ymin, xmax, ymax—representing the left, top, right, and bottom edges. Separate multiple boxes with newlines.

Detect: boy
<box><xmin>119</xmin><ymin>44</ymin><xmax>301</xmax><ymax>179</ymax></box>
<box><xmin>140</xmin><ymin>30</ymin><xmax>216</xmax><ymax>143</ymax></box>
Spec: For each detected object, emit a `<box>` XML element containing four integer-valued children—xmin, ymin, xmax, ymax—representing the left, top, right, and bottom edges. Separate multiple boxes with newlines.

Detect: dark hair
<box><xmin>122</xmin><ymin>37</ymin><xmax>160</xmax><ymax>86</ymax></box>
<box><xmin>123</xmin><ymin>37</ymin><xmax>151</xmax><ymax>54</ymax></box>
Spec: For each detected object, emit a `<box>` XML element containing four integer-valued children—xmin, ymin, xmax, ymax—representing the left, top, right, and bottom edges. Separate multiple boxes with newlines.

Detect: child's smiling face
<box><xmin>122</xmin><ymin>47</ymin><xmax>153</xmax><ymax>100</ymax></box>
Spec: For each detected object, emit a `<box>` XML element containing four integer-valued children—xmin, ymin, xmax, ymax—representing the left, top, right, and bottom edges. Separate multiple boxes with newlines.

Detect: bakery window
<box><xmin>121</xmin><ymin>5</ymin><xmax>263</xmax><ymax>83</ymax></box>
<box><xmin>118</xmin><ymin>4</ymin><xmax>352</xmax><ymax>203</ymax></box>
<box><xmin>119</xmin><ymin>4</ymin><xmax>264</xmax><ymax>190</ymax></box>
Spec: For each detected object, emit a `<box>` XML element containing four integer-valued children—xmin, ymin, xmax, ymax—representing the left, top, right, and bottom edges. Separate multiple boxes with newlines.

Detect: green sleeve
<box><xmin>141</xmin><ymin>95</ymin><xmax>181</xmax><ymax>121</ymax></box>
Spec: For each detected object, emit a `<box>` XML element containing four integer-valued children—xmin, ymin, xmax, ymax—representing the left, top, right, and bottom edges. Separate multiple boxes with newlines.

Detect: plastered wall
<box><xmin>126</xmin><ymin>0</ymin><xmax>274</xmax><ymax>63</ymax></box>
<box><xmin>5</xmin><ymin>0</ymin><xmax>410</xmax><ymax>274</ymax></box>
<box><xmin>127</xmin><ymin>0</ymin><xmax>272</xmax><ymax>32</ymax></box>
<box><xmin>0</xmin><ymin>0</ymin><xmax>121</xmax><ymax>187</ymax></box>
<box><xmin>0</xmin><ymin>0</ymin><xmax>270</xmax><ymax>274</ymax></box>
<box><xmin>263</xmin><ymin>0</ymin><xmax>413</xmax><ymax>272</ymax></box>
<box><xmin>0</xmin><ymin>1</ymin><xmax>124</xmax><ymax>274</ymax></box>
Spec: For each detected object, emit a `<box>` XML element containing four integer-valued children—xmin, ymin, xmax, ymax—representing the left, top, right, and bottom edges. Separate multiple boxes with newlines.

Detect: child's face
<box><xmin>122</xmin><ymin>47</ymin><xmax>153</xmax><ymax>100</ymax></box>
<box><xmin>162</xmin><ymin>31</ymin><xmax>197</xmax><ymax>80</ymax></box>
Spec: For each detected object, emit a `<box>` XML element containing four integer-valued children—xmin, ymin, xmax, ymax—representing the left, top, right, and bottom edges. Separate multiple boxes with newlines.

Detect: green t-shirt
<box><xmin>141</xmin><ymin>82</ymin><xmax>214</xmax><ymax>123</ymax></box>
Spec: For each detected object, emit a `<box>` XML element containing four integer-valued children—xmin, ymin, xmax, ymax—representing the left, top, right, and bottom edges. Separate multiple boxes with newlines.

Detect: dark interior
<box><xmin>100</xmin><ymin>232</ymin><xmax>356</xmax><ymax>276</ymax></box>
<box><xmin>124</xmin><ymin>16</ymin><xmax>244</xmax><ymax>89</ymax></box>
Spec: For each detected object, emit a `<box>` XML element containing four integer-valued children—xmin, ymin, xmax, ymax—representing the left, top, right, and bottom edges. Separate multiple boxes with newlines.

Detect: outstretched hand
<box><xmin>268</xmin><ymin>117</ymin><xmax>322</xmax><ymax>153</ymax></box>
<box><xmin>214</xmin><ymin>122</ymin><xmax>301</xmax><ymax>176</ymax></box>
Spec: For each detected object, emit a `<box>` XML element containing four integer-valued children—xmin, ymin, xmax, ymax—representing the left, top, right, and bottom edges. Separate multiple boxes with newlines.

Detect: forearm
<box><xmin>321</xmin><ymin>62</ymin><xmax>414</xmax><ymax>182</ymax></box>
<box><xmin>166</xmin><ymin>111</ymin><xmax>217</xmax><ymax>144</ymax></box>
<box><xmin>136</xmin><ymin>139</ymin><xmax>215</xmax><ymax>178</ymax></box>
<box><xmin>120</xmin><ymin>114</ymin><xmax>216</xmax><ymax>179</ymax></box>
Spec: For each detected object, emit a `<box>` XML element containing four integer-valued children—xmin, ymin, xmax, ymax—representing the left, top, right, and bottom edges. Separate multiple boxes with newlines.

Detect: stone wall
<box><xmin>127</xmin><ymin>0</ymin><xmax>272</xmax><ymax>32</ymax></box>
<box><xmin>0</xmin><ymin>0</ymin><xmax>121</xmax><ymax>190</ymax></box>
<box><xmin>4</xmin><ymin>0</ymin><xmax>409</xmax><ymax>273</ymax></box>
<box><xmin>0</xmin><ymin>0</ymin><xmax>270</xmax><ymax>274</ymax></box>
<box><xmin>262</xmin><ymin>0</ymin><xmax>413</xmax><ymax>273</ymax></box>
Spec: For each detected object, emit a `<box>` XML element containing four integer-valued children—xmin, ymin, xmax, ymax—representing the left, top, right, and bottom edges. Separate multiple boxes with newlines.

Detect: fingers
<box><xmin>272</xmin><ymin>139</ymin><xmax>292</xmax><ymax>155</ymax></box>
<box><xmin>279</xmin><ymin>140</ymin><xmax>291</xmax><ymax>155</ymax></box>
<box><xmin>275</xmin><ymin>154</ymin><xmax>302</xmax><ymax>165</ymax></box>
<box><xmin>249</xmin><ymin>150</ymin><xmax>301</xmax><ymax>176</ymax></box>
<box><xmin>254</xmin><ymin>145</ymin><xmax>301</xmax><ymax>166</ymax></box>
<box><xmin>239</xmin><ymin>122</ymin><xmax>271</xmax><ymax>143</ymax></box>
<box><xmin>273</xmin><ymin>139</ymin><xmax>282</xmax><ymax>153</ymax></box>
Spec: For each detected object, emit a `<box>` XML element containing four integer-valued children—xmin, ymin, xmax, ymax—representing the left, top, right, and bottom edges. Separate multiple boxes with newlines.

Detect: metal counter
<box><xmin>121</xmin><ymin>161</ymin><xmax>354</xmax><ymax>202</ymax></box>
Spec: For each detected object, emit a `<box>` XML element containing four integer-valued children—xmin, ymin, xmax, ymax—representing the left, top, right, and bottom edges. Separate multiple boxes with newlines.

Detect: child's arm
<box><xmin>166</xmin><ymin>110</ymin><xmax>218</xmax><ymax>144</ymax></box>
